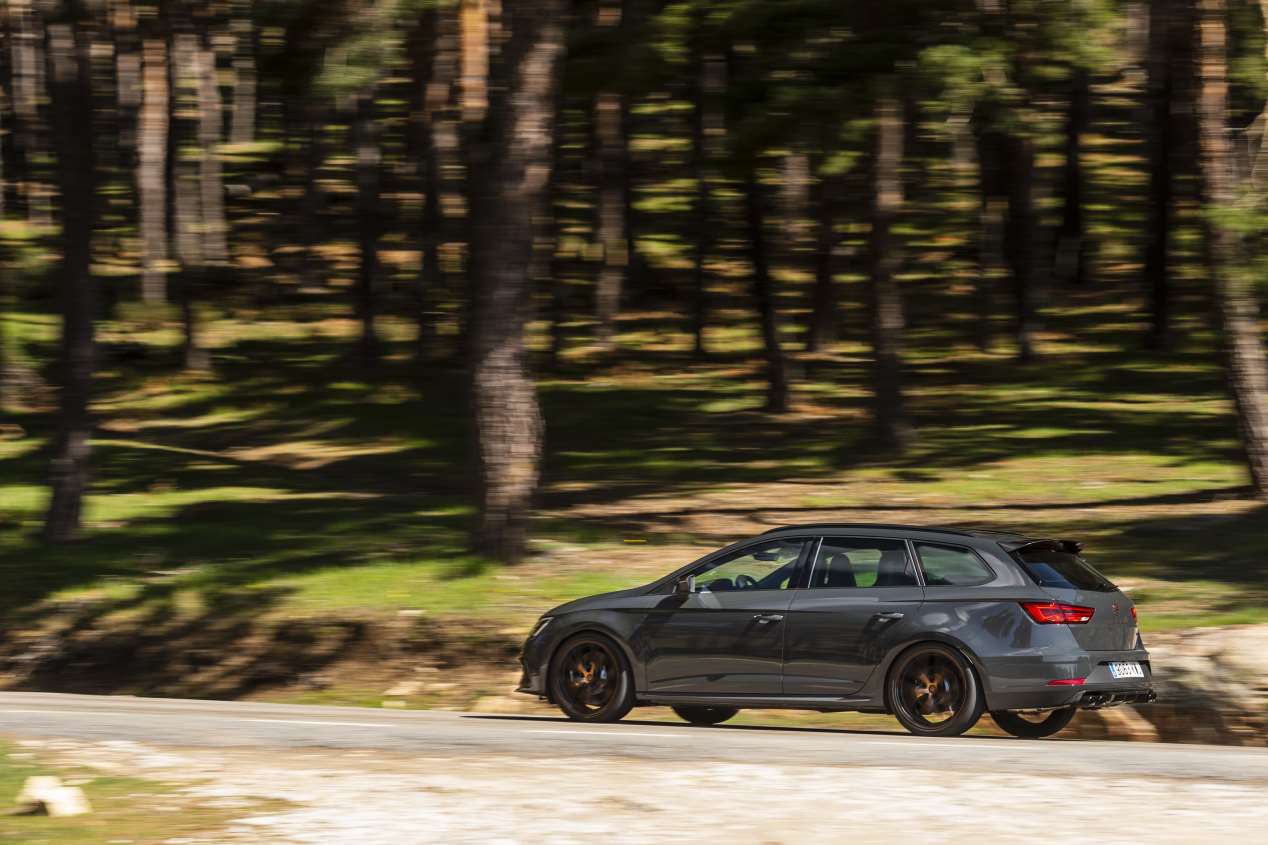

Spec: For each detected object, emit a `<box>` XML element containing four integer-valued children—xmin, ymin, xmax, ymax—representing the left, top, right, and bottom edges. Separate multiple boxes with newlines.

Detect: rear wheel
<box><xmin>887</xmin><ymin>643</ymin><xmax>984</xmax><ymax>737</ymax></box>
<box><xmin>671</xmin><ymin>705</ymin><xmax>738</xmax><ymax>726</ymax></box>
<box><xmin>550</xmin><ymin>633</ymin><xmax>635</xmax><ymax>723</ymax></box>
<box><xmin>991</xmin><ymin>707</ymin><xmax>1077</xmax><ymax>739</ymax></box>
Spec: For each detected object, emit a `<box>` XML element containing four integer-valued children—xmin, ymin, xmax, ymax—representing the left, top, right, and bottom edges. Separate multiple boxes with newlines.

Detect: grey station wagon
<box><xmin>517</xmin><ymin>524</ymin><xmax>1155</xmax><ymax>737</ymax></box>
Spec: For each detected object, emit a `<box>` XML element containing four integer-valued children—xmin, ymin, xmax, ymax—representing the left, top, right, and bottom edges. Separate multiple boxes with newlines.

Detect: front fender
<box><xmin>541</xmin><ymin>610</ymin><xmax>647</xmax><ymax>696</ymax></box>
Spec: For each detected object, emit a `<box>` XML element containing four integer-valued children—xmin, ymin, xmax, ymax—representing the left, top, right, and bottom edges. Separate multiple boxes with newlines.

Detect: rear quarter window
<box><xmin>1016</xmin><ymin>550</ymin><xmax>1115</xmax><ymax>592</ymax></box>
<box><xmin>915</xmin><ymin>543</ymin><xmax>995</xmax><ymax>586</ymax></box>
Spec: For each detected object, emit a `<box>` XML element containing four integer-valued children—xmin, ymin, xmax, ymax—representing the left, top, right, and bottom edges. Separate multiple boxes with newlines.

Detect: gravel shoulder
<box><xmin>4</xmin><ymin>694</ymin><xmax>1268</xmax><ymax>844</ymax></box>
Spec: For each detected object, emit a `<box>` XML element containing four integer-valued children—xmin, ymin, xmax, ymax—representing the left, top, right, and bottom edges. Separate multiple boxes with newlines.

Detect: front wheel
<box><xmin>991</xmin><ymin>707</ymin><xmax>1077</xmax><ymax>739</ymax></box>
<box><xmin>672</xmin><ymin>705</ymin><xmax>738</xmax><ymax>726</ymax></box>
<box><xmin>887</xmin><ymin>643</ymin><xmax>984</xmax><ymax>737</ymax></box>
<box><xmin>550</xmin><ymin>633</ymin><xmax>635</xmax><ymax>723</ymax></box>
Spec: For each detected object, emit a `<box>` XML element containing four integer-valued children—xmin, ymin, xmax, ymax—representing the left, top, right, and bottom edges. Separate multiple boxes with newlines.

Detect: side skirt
<box><xmin>638</xmin><ymin>692</ymin><xmax>885</xmax><ymax>713</ymax></box>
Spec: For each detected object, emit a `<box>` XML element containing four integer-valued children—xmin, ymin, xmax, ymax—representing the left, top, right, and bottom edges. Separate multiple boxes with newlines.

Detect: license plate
<box><xmin>1108</xmin><ymin>661</ymin><xmax>1144</xmax><ymax>680</ymax></box>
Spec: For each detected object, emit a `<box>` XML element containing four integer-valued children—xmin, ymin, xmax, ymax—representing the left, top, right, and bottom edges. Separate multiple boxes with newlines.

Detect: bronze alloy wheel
<box><xmin>991</xmin><ymin>706</ymin><xmax>1077</xmax><ymax>739</ymax></box>
<box><xmin>550</xmin><ymin>633</ymin><xmax>635</xmax><ymax>722</ymax></box>
<box><xmin>888</xmin><ymin>643</ymin><xmax>984</xmax><ymax>737</ymax></box>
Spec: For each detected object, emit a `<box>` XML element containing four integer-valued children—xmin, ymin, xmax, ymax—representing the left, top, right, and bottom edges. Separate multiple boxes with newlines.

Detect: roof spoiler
<box><xmin>1001</xmin><ymin>538</ymin><xmax>1084</xmax><ymax>555</ymax></box>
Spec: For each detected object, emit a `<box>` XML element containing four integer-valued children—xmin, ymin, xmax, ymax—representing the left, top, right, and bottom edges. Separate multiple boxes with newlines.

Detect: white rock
<box><xmin>15</xmin><ymin>775</ymin><xmax>93</xmax><ymax>817</ymax></box>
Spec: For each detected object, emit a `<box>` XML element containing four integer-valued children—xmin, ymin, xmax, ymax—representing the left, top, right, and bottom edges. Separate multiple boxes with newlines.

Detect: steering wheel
<box><xmin>734</xmin><ymin>573</ymin><xmax>758</xmax><ymax>590</ymax></box>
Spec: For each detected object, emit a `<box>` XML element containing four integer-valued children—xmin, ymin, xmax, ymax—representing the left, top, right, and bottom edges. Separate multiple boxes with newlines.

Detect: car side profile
<box><xmin>517</xmin><ymin>524</ymin><xmax>1155</xmax><ymax>738</ymax></box>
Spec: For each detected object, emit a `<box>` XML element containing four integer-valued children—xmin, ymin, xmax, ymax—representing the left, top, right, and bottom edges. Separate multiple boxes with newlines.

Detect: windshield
<box><xmin>1015</xmin><ymin>549</ymin><xmax>1116</xmax><ymax>592</ymax></box>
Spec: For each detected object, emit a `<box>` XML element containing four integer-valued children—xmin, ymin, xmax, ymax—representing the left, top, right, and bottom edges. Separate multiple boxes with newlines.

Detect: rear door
<box><xmin>640</xmin><ymin>537</ymin><xmax>810</xmax><ymax>695</ymax></box>
<box><xmin>1014</xmin><ymin>547</ymin><xmax>1138</xmax><ymax>651</ymax></box>
<box><xmin>782</xmin><ymin>536</ymin><xmax>925</xmax><ymax>696</ymax></box>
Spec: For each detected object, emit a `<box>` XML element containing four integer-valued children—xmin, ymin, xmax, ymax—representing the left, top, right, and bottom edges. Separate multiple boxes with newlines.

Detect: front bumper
<box><xmin>515</xmin><ymin>660</ymin><xmax>545</xmax><ymax>697</ymax></box>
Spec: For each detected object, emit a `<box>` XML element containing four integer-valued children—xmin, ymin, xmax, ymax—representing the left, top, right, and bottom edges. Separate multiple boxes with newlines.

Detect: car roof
<box><xmin>758</xmin><ymin>522</ymin><xmax>1036</xmax><ymax>545</ymax></box>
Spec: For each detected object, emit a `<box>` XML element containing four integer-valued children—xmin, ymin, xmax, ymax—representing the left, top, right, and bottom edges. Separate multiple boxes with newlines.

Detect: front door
<box><xmin>782</xmin><ymin>536</ymin><xmax>925</xmax><ymax>696</ymax></box>
<box><xmin>640</xmin><ymin>538</ymin><xmax>810</xmax><ymax>695</ymax></box>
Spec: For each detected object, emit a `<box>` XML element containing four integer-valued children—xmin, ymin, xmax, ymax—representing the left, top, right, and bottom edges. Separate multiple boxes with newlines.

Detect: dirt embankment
<box><xmin>4</xmin><ymin>605</ymin><xmax>1266</xmax><ymax>744</ymax></box>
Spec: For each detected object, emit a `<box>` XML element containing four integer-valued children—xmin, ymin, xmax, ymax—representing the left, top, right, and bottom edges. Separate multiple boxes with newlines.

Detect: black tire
<box><xmin>550</xmin><ymin>633</ymin><xmax>635</xmax><ymax>723</ymax></box>
<box><xmin>887</xmin><ymin>643</ymin><xmax>985</xmax><ymax>738</ymax></box>
<box><xmin>671</xmin><ymin>705</ymin><xmax>739</xmax><ymax>726</ymax></box>
<box><xmin>991</xmin><ymin>707</ymin><xmax>1077</xmax><ymax>739</ymax></box>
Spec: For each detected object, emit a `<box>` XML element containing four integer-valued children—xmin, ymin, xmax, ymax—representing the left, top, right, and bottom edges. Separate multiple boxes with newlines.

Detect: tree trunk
<box><xmin>300</xmin><ymin>101</ymin><xmax>326</xmax><ymax>281</ymax></box>
<box><xmin>416</xmin><ymin>5</ymin><xmax>459</xmax><ymax>363</ymax></box>
<box><xmin>42</xmin><ymin>6</ymin><xmax>97</xmax><ymax>544</ymax></box>
<box><xmin>743</xmin><ymin>166</ymin><xmax>788</xmax><ymax>414</ymax></box>
<box><xmin>170</xmin><ymin>20</ymin><xmax>209</xmax><ymax>372</ymax></box>
<box><xmin>354</xmin><ymin>92</ymin><xmax>381</xmax><ymax>367</ymax></box>
<box><xmin>194</xmin><ymin>28</ymin><xmax>226</xmax><ymax>266</ymax></box>
<box><xmin>1005</xmin><ymin>133</ymin><xmax>1037</xmax><ymax>363</ymax></box>
<box><xmin>592</xmin><ymin>0</ymin><xmax>631</xmax><ymax>351</ymax></box>
<box><xmin>1146</xmin><ymin>0</ymin><xmax>1177</xmax><ymax>349</ymax></box>
<box><xmin>0</xmin><ymin>20</ymin><xmax>10</xmax><ymax>218</ymax></box>
<box><xmin>1197</xmin><ymin>0</ymin><xmax>1268</xmax><ymax>494</ymax></box>
<box><xmin>1054</xmin><ymin>68</ymin><xmax>1089</xmax><ymax>286</ymax></box>
<box><xmin>781</xmin><ymin>146</ymin><xmax>812</xmax><ymax>348</ymax></box>
<box><xmin>229</xmin><ymin>0</ymin><xmax>256</xmax><ymax>145</ymax></box>
<box><xmin>546</xmin><ymin>99</ymin><xmax>576</xmax><ymax>369</ymax></box>
<box><xmin>0</xmin><ymin>244</ymin><xmax>8</xmax><ymax>407</ymax></box>
<box><xmin>468</xmin><ymin>0</ymin><xmax>566</xmax><ymax>563</ymax></box>
<box><xmin>594</xmin><ymin>90</ymin><xmax>626</xmax><ymax>351</ymax></box>
<box><xmin>806</xmin><ymin>170</ymin><xmax>837</xmax><ymax>353</ymax></box>
<box><xmin>112</xmin><ymin>0</ymin><xmax>141</xmax><ymax>174</ymax></box>
<box><xmin>689</xmin><ymin>24</ymin><xmax>723</xmax><ymax>360</ymax></box>
<box><xmin>457</xmin><ymin>0</ymin><xmax>495</xmax><ymax>361</ymax></box>
<box><xmin>11</xmin><ymin>0</ymin><xmax>50</xmax><ymax>226</ymax></box>
<box><xmin>138</xmin><ymin>28</ymin><xmax>169</xmax><ymax>304</ymax></box>
<box><xmin>868</xmin><ymin>85</ymin><xmax>911</xmax><ymax>450</ymax></box>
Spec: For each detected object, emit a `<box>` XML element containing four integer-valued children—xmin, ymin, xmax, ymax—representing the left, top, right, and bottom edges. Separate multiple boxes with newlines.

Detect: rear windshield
<box><xmin>1015</xmin><ymin>550</ymin><xmax>1116</xmax><ymax>592</ymax></box>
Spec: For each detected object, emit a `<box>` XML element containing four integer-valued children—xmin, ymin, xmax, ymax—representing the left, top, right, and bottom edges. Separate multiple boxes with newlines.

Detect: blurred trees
<box><xmin>6</xmin><ymin>0</ymin><xmax>1268</xmax><ymax>558</ymax></box>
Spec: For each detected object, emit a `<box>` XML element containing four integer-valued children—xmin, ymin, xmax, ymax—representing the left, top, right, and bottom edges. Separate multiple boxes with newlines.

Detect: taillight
<box><xmin>1130</xmin><ymin>606</ymin><xmax>1137</xmax><ymax>622</ymax></box>
<box><xmin>1020</xmin><ymin>601</ymin><xmax>1095</xmax><ymax>624</ymax></box>
<box><xmin>1047</xmin><ymin>678</ymin><xmax>1086</xmax><ymax>686</ymax></box>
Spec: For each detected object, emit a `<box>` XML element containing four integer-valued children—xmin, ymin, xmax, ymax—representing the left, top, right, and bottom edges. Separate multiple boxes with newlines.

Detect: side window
<box><xmin>810</xmin><ymin>538</ymin><xmax>917</xmax><ymax>589</ymax></box>
<box><xmin>691</xmin><ymin>539</ymin><xmax>806</xmax><ymax>592</ymax></box>
<box><xmin>916</xmin><ymin>543</ymin><xmax>995</xmax><ymax>586</ymax></box>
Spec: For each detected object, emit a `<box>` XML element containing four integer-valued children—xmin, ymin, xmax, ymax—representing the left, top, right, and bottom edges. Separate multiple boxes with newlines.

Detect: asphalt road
<box><xmin>2</xmin><ymin>690</ymin><xmax>1267</xmax><ymax>784</ymax></box>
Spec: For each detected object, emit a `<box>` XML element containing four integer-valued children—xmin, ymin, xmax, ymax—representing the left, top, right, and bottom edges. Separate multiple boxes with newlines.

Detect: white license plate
<box><xmin>1108</xmin><ymin>661</ymin><xmax>1144</xmax><ymax>680</ymax></box>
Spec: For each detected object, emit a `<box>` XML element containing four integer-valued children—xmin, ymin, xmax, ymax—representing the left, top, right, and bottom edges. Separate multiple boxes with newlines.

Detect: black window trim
<box><xmin>910</xmin><ymin>540</ymin><xmax>997</xmax><ymax>588</ymax></box>
<box><xmin>807</xmin><ymin>535</ymin><xmax>923</xmax><ymax>590</ymax></box>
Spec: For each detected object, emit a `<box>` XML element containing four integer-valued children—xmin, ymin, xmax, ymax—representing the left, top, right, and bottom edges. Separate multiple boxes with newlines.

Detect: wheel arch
<box><xmin>873</xmin><ymin>634</ymin><xmax>994</xmax><ymax>711</ymax></box>
<box><xmin>544</xmin><ymin>622</ymin><xmax>640</xmax><ymax>702</ymax></box>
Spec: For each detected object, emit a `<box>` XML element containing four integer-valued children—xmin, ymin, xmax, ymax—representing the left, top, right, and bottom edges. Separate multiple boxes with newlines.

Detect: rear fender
<box><xmin>863</xmin><ymin>634</ymin><xmax>994</xmax><ymax>711</ymax></box>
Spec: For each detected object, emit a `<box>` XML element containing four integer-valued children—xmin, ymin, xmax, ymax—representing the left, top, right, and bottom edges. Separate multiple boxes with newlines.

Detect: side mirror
<box><xmin>674</xmin><ymin>575</ymin><xmax>695</xmax><ymax>595</ymax></box>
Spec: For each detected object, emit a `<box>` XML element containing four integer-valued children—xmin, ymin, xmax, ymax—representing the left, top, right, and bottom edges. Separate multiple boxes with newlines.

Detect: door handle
<box><xmin>872</xmin><ymin>611</ymin><xmax>904</xmax><ymax>621</ymax></box>
<box><xmin>753</xmin><ymin>613</ymin><xmax>784</xmax><ymax>624</ymax></box>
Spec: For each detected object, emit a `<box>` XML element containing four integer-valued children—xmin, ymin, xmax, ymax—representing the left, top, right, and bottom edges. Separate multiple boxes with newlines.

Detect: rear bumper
<box><xmin>1078</xmin><ymin>687</ymin><xmax>1156</xmax><ymax>709</ymax></box>
<box><xmin>983</xmin><ymin>646</ymin><xmax>1154</xmax><ymax>711</ymax></box>
<box><xmin>989</xmin><ymin>684</ymin><xmax>1155</xmax><ymax>711</ymax></box>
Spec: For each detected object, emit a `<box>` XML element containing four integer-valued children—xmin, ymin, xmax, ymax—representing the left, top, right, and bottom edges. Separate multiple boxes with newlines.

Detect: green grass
<box><xmin>2</xmin><ymin>293</ymin><xmax>1266</xmax><ymax>642</ymax></box>
<box><xmin>0</xmin><ymin>742</ymin><xmax>242</xmax><ymax>844</ymax></box>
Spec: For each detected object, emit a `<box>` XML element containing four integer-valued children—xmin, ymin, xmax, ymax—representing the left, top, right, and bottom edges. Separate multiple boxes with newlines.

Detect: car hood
<box><xmin>544</xmin><ymin>585</ymin><xmax>651</xmax><ymax>616</ymax></box>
